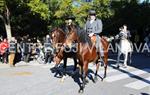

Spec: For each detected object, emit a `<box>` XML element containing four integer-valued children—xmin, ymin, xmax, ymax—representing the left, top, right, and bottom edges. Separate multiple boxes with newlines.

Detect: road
<box><xmin>0</xmin><ymin>53</ymin><xmax>150</xmax><ymax>95</ymax></box>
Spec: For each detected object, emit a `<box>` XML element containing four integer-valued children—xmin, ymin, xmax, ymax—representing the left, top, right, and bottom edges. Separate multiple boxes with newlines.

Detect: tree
<box><xmin>0</xmin><ymin>0</ymin><xmax>114</xmax><ymax>38</ymax></box>
<box><xmin>53</xmin><ymin>0</ymin><xmax>113</xmax><ymax>27</ymax></box>
<box><xmin>27</xmin><ymin>0</ymin><xmax>50</xmax><ymax>20</ymax></box>
<box><xmin>0</xmin><ymin>0</ymin><xmax>51</xmax><ymax>38</ymax></box>
<box><xmin>0</xmin><ymin>0</ymin><xmax>12</xmax><ymax>41</ymax></box>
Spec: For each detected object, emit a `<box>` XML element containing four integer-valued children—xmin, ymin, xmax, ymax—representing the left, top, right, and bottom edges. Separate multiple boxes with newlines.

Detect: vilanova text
<box><xmin>7</xmin><ymin>42</ymin><xmax>150</xmax><ymax>53</ymax></box>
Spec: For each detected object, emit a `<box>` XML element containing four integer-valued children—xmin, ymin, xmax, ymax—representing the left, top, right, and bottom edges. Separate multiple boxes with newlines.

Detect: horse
<box><xmin>50</xmin><ymin>27</ymin><xmax>78</xmax><ymax>74</ymax></box>
<box><xmin>54</xmin><ymin>25</ymin><xmax>109</xmax><ymax>93</ymax></box>
<box><xmin>114</xmin><ymin>33</ymin><xmax>133</xmax><ymax>68</ymax></box>
<box><xmin>50</xmin><ymin>27</ymin><xmax>66</xmax><ymax>48</ymax></box>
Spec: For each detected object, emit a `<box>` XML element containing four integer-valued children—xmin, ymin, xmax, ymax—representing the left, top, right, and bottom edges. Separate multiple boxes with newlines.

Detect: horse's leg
<box><xmin>79</xmin><ymin>61</ymin><xmax>88</xmax><ymax>93</ymax></box>
<box><xmin>61</xmin><ymin>57</ymin><xmax>67</xmax><ymax>82</ymax></box>
<box><xmin>103</xmin><ymin>52</ymin><xmax>108</xmax><ymax>78</ymax></box>
<box><xmin>129</xmin><ymin>52</ymin><xmax>132</xmax><ymax>64</ymax></box>
<box><xmin>73</xmin><ymin>57</ymin><xmax>78</xmax><ymax>72</ymax></box>
<box><xmin>78</xmin><ymin>63</ymin><xmax>84</xmax><ymax>93</ymax></box>
<box><xmin>116</xmin><ymin>51</ymin><xmax>121</xmax><ymax>68</ymax></box>
<box><xmin>63</xmin><ymin>57</ymin><xmax>67</xmax><ymax>74</ymax></box>
<box><xmin>123</xmin><ymin>52</ymin><xmax>128</xmax><ymax>68</ymax></box>
<box><xmin>69</xmin><ymin>57</ymin><xmax>78</xmax><ymax>76</ymax></box>
<box><xmin>82</xmin><ymin>61</ymin><xmax>89</xmax><ymax>85</ymax></box>
<box><xmin>94</xmin><ymin>59</ymin><xmax>99</xmax><ymax>82</ymax></box>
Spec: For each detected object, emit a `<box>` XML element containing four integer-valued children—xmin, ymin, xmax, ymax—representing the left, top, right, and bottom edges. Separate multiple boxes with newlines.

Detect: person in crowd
<box><xmin>0</xmin><ymin>39</ymin><xmax>2</xmax><ymax>63</ymax></box>
<box><xmin>44</xmin><ymin>35</ymin><xmax>53</xmax><ymax>64</ymax></box>
<box><xmin>22</xmin><ymin>36</ymin><xmax>31</xmax><ymax>63</ymax></box>
<box><xmin>0</xmin><ymin>38</ymin><xmax>9</xmax><ymax>64</ymax></box>
<box><xmin>8</xmin><ymin>37</ymin><xmax>17</xmax><ymax>67</ymax></box>
<box><xmin>144</xmin><ymin>33</ymin><xmax>150</xmax><ymax>47</ymax></box>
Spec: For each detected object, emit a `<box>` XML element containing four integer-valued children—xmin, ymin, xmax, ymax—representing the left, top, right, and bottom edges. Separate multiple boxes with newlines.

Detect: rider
<box><xmin>118</xmin><ymin>24</ymin><xmax>131</xmax><ymax>41</ymax></box>
<box><xmin>84</xmin><ymin>10</ymin><xmax>104</xmax><ymax>59</ymax></box>
<box><xmin>64</xmin><ymin>15</ymin><xmax>76</xmax><ymax>33</ymax></box>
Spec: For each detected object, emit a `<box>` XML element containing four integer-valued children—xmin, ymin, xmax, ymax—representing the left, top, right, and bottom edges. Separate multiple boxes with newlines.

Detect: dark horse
<box><xmin>54</xmin><ymin>25</ymin><xmax>109</xmax><ymax>93</ymax></box>
<box><xmin>50</xmin><ymin>27</ymin><xmax>78</xmax><ymax>75</ymax></box>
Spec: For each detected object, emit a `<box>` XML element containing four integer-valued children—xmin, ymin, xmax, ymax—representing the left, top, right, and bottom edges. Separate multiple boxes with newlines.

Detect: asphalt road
<box><xmin>0</xmin><ymin>53</ymin><xmax>149</xmax><ymax>95</ymax></box>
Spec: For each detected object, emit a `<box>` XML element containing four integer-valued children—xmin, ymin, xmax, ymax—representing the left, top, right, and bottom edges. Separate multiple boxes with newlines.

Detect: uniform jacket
<box><xmin>84</xmin><ymin>19</ymin><xmax>103</xmax><ymax>35</ymax></box>
<box><xmin>119</xmin><ymin>30</ymin><xmax>131</xmax><ymax>40</ymax></box>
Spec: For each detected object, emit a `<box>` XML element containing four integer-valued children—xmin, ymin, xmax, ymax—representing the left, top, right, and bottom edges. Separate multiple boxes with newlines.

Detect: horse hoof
<box><xmin>122</xmin><ymin>65</ymin><xmax>127</xmax><ymax>68</ymax></box>
<box><xmin>117</xmin><ymin>65</ymin><xmax>120</xmax><ymax>69</ymax></box>
<box><xmin>60</xmin><ymin>76</ymin><xmax>66</xmax><ymax>83</ymax></box>
<box><xmin>85</xmin><ymin>79</ymin><xmax>89</xmax><ymax>84</ymax></box>
<box><xmin>94</xmin><ymin>77</ymin><xmax>98</xmax><ymax>83</ymax></box>
<box><xmin>78</xmin><ymin>85</ymin><xmax>84</xmax><ymax>93</ymax></box>
<box><xmin>78</xmin><ymin>89</ymin><xmax>84</xmax><ymax>93</ymax></box>
<box><xmin>60</xmin><ymin>79</ymin><xmax>64</xmax><ymax>83</ymax></box>
<box><xmin>103</xmin><ymin>75</ymin><xmax>106</xmax><ymax>79</ymax></box>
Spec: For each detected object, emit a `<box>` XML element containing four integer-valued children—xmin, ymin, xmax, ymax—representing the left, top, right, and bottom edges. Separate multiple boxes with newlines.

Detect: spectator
<box><xmin>144</xmin><ymin>33</ymin><xmax>150</xmax><ymax>47</ymax></box>
<box><xmin>0</xmin><ymin>38</ymin><xmax>9</xmax><ymax>64</ymax></box>
<box><xmin>0</xmin><ymin>39</ymin><xmax>2</xmax><ymax>63</ymax></box>
<box><xmin>8</xmin><ymin>37</ymin><xmax>17</xmax><ymax>67</ymax></box>
<box><xmin>44</xmin><ymin>35</ymin><xmax>53</xmax><ymax>64</ymax></box>
<box><xmin>134</xmin><ymin>31</ymin><xmax>140</xmax><ymax>44</ymax></box>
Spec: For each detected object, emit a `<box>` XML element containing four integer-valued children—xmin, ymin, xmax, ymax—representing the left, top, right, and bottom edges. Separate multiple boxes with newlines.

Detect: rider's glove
<box><xmin>89</xmin><ymin>33</ymin><xmax>94</xmax><ymax>37</ymax></box>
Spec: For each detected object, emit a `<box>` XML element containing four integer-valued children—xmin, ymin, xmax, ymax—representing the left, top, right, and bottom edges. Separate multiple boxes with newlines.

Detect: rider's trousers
<box><xmin>96</xmin><ymin>35</ymin><xmax>104</xmax><ymax>57</ymax></box>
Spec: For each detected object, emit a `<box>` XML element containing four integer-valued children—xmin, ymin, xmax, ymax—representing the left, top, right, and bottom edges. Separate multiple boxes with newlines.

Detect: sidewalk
<box><xmin>0</xmin><ymin>63</ymin><xmax>10</xmax><ymax>69</ymax></box>
<box><xmin>0</xmin><ymin>61</ymin><xmax>31</xmax><ymax>69</ymax></box>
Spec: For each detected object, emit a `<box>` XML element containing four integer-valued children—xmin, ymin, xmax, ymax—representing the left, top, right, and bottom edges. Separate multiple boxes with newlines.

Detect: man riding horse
<box><xmin>115</xmin><ymin>24</ymin><xmax>133</xmax><ymax>68</ymax></box>
<box><xmin>63</xmin><ymin>15</ymin><xmax>80</xmax><ymax>33</ymax></box>
<box><xmin>52</xmin><ymin>12</ymin><xmax>109</xmax><ymax>93</ymax></box>
<box><xmin>84</xmin><ymin>10</ymin><xmax>104</xmax><ymax>61</ymax></box>
<box><xmin>117</xmin><ymin>24</ymin><xmax>131</xmax><ymax>41</ymax></box>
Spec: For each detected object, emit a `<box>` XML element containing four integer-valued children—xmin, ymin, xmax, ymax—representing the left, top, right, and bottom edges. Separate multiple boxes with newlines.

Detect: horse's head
<box><xmin>53</xmin><ymin>26</ymin><xmax>79</xmax><ymax>66</ymax></box>
<box><xmin>51</xmin><ymin>27</ymin><xmax>66</xmax><ymax>45</ymax></box>
<box><xmin>65</xmin><ymin>25</ymin><xmax>79</xmax><ymax>48</ymax></box>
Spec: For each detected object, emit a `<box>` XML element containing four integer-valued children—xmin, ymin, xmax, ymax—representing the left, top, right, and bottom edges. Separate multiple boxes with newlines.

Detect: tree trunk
<box><xmin>5</xmin><ymin>22</ymin><xmax>12</xmax><ymax>41</ymax></box>
<box><xmin>0</xmin><ymin>5</ymin><xmax>12</xmax><ymax>41</ymax></box>
<box><xmin>5</xmin><ymin>5</ymin><xmax>12</xmax><ymax>41</ymax></box>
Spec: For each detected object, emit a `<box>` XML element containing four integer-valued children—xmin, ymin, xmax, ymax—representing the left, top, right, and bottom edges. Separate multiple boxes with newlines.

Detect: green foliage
<box><xmin>27</xmin><ymin>0</ymin><xmax>49</xmax><ymax>20</ymax></box>
<box><xmin>71</xmin><ymin>1</ymin><xmax>91</xmax><ymax>26</ymax></box>
<box><xmin>53</xmin><ymin>0</ymin><xmax>113</xmax><ymax>27</ymax></box>
<box><xmin>54</xmin><ymin>0</ymin><xmax>72</xmax><ymax>18</ymax></box>
<box><xmin>92</xmin><ymin>0</ymin><xmax>114</xmax><ymax>18</ymax></box>
<box><xmin>0</xmin><ymin>0</ymin><xmax>5</xmax><ymax>13</ymax></box>
<box><xmin>2</xmin><ymin>0</ymin><xmax>149</xmax><ymax>38</ymax></box>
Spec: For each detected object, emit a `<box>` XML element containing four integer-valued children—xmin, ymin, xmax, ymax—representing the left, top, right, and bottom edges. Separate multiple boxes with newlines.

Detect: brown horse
<box><xmin>50</xmin><ymin>27</ymin><xmax>66</xmax><ymax>48</ymax></box>
<box><xmin>54</xmin><ymin>25</ymin><xmax>109</xmax><ymax>92</ymax></box>
<box><xmin>50</xmin><ymin>27</ymin><xmax>78</xmax><ymax>74</ymax></box>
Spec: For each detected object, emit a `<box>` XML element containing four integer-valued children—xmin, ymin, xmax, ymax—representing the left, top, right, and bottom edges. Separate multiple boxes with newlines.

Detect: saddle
<box><xmin>90</xmin><ymin>35</ymin><xmax>105</xmax><ymax>53</ymax></box>
<box><xmin>90</xmin><ymin>35</ymin><xmax>97</xmax><ymax>45</ymax></box>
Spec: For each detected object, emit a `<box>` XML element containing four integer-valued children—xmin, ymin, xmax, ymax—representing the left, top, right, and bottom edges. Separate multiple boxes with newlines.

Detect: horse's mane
<box><xmin>68</xmin><ymin>25</ymin><xmax>92</xmax><ymax>46</ymax></box>
<box><xmin>77</xmin><ymin>29</ymin><xmax>92</xmax><ymax>46</ymax></box>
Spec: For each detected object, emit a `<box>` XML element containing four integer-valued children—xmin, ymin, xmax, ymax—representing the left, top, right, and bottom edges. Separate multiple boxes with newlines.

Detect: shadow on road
<box><xmin>108</xmin><ymin>53</ymin><xmax>150</xmax><ymax>86</ymax></box>
<box><xmin>49</xmin><ymin>64</ymin><xmax>103</xmax><ymax>92</ymax></box>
